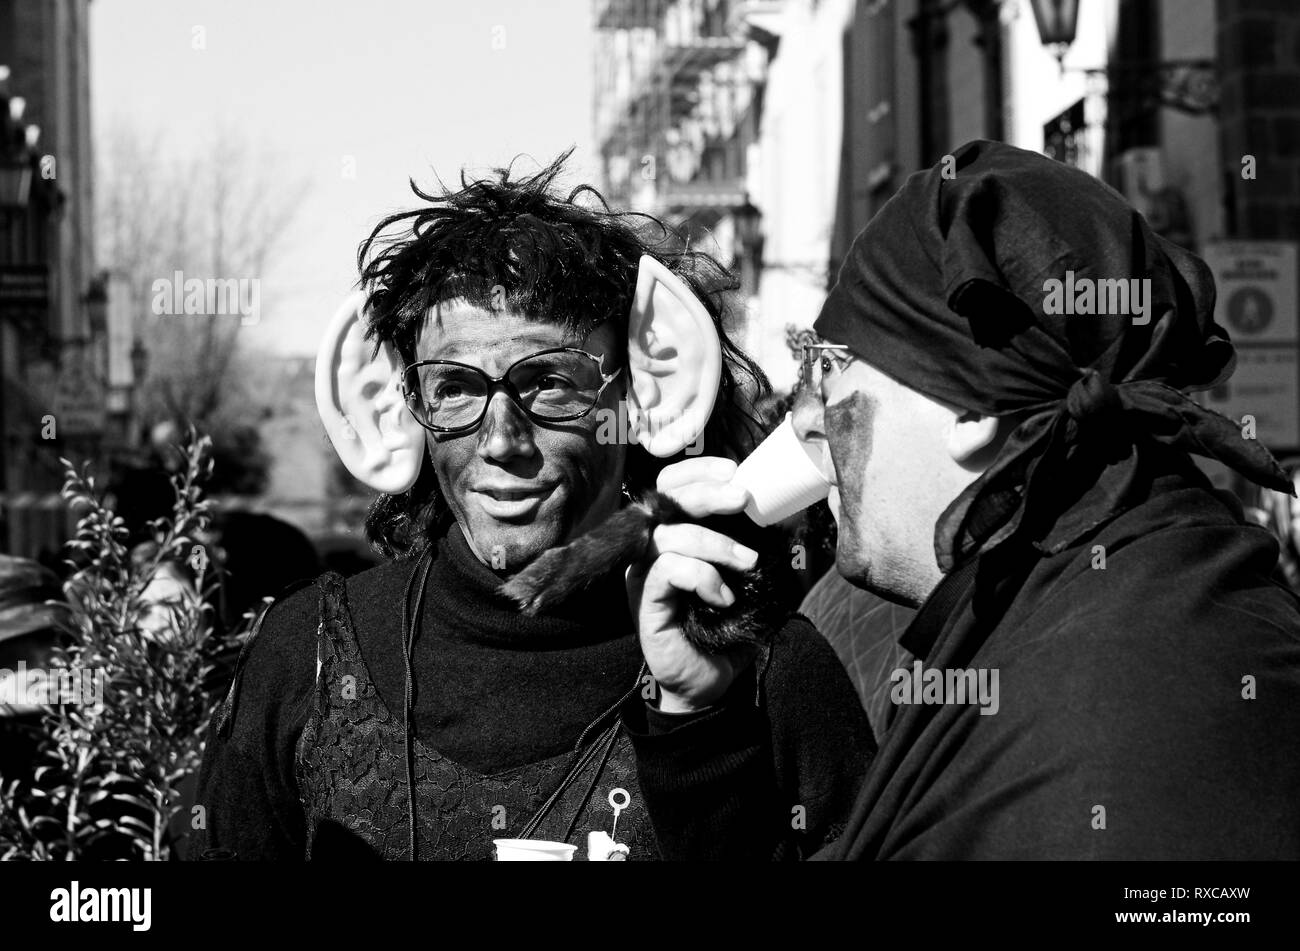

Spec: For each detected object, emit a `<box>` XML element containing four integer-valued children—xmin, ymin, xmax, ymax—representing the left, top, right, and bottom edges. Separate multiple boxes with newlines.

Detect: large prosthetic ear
<box><xmin>315</xmin><ymin>291</ymin><xmax>425</xmax><ymax>494</ymax></box>
<box><xmin>626</xmin><ymin>255</ymin><xmax>722</xmax><ymax>457</ymax></box>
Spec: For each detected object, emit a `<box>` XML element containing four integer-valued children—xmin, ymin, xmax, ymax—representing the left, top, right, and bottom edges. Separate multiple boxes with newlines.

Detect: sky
<box><xmin>90</xmin><ymin>0</ymin><xmax>599</xmax><ymax>356</ymax></box>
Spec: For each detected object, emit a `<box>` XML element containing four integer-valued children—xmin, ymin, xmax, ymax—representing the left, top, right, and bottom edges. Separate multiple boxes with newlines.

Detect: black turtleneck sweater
<box><xmin>189</xmin><ymin>523</ymin><xmax>872</xmax><ymax>860</ymax></box>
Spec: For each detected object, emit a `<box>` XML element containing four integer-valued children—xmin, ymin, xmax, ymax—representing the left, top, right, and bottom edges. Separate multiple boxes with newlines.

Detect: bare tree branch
<box><xmin>97</xmin><ymin>121</ymin><xmax>310</xmax><ymax>490</ymax></box>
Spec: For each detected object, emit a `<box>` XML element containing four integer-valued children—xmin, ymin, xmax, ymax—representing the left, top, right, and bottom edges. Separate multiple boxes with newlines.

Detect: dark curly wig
<box><xmin>355</xmin><ymin>148</ymin><xmax>771</xmax><ymax>559</ymax></box>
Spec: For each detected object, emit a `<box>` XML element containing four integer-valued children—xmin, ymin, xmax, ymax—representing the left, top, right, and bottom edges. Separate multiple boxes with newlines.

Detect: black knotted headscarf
<box><xmin>815</xmin><ymin>139</ymin><xmax>1291</xmax><ymax>572</ymax></box>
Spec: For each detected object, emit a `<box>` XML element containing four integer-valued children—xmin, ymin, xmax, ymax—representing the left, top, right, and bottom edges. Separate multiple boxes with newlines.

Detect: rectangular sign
<box><xmin>1201</xmin><ymin>240</ymin><xmax>1300</xmax><ymax>454</ymax></box>
<box><xmin>1203</xmin><ymin>240</ymin><xmax>1298</xmax><ymax>344</ymax></box>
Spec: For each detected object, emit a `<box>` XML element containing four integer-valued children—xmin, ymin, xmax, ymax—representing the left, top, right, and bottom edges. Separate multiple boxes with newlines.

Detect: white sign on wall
<box><xmin>1202</xmin><ymin>240</ymin><xmax>1300</xmax><ymax>451</ymax></box>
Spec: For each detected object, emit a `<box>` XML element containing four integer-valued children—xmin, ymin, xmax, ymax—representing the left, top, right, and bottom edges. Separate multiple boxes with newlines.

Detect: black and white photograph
<box><xmin>0</xmin><ymin>0</ymin><xmax>1295</xmax><ymax>934</ymax></box>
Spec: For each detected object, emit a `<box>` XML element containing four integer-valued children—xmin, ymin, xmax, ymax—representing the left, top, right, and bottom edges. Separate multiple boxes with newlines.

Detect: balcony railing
<box><xmin>660</xmin><ymin>36</ymin><xmax>746</xmax><ymax>82</ymax></box>
<box><xmin>594</xmin><ymin>0</ymin><xmax>666</xmax><ymax>30</ymax></box>
<box><xmin>656</xmin><ymin>176</ymin><xmax>747</xmax><ymax>213</ymax></box>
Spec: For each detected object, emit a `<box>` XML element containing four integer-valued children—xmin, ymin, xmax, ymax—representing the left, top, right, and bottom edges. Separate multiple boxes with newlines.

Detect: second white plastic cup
<box><xmin>731</xmin><ymin>413</ymin><xmax>831</xmax><ymax>527</ymax></box>
<box><xmin>493</xmin><ymin>839</ymin><xmax>577</xmax><ymax>861</ymax></box>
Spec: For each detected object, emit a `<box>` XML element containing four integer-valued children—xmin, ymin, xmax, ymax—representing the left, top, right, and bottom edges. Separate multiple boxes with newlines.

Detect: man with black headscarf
<box><xmin>628</xmin><ymin>140</ymin><xmax>1300</xmax><ymax>859</ymax></box>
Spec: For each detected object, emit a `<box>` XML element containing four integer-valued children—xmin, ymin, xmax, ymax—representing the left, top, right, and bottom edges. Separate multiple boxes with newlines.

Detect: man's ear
<box><xmin>315</xmin><ymin>291</ymin><xmax>425</xmax><ymax>494</ymax></box>
<box><xmin>626</xmin><ymin>255</ymin><xmax>722</xmax><ymax>457</ymax></box>
<box><xmin>947</xmin><ymin>410</ymin><xmax>1002</xmax><ymax>469</ymax></box>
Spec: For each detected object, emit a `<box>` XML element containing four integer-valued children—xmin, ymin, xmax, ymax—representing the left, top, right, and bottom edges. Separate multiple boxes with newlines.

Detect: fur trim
<box><xmin>499</xmin><ymin>490</ymin><xmax>788</xmax><ymax>654</ymax></box>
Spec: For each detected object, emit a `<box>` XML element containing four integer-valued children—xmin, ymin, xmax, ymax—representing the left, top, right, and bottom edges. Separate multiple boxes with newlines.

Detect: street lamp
<box><xmin>130</xmin><ymin>339</ymin><xmax>149</xmax><ymax>383</ymax></box>
<box><xmin>128</xmin><ymin>339</ymin><xmax>150</xmax><ymax>449</ymax></box>
<box><xmin>1028</xmin><ymin>0</ymin><xmax>1080</xmax><ymax>69</ymax></box>
<box><xmin>1</xmin><ymin>74</ymin><xmax>33</xmax><ymax>207</ymax></box>
<box><xmin>731</xmin><ymin>198</ymin><xmax>763</xmax><ymax>297</ymax></box>
<box><xmin>733</xmin><ymin>199</ymin><xmax>761</xmax><ymax>250</ymax></box>
<box><xmin>85</xmin><ymin>276</ymin><xmax>108</xmax><ymax>334</ymax></box>
<box><xmin>1028</xmin><ymin>0</ymin><xmax>1217</xmax><ymax>115</ymax></box>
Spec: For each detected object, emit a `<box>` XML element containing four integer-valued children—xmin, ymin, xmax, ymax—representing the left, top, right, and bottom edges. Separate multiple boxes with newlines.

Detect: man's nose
<box><xmin>791</xmin><ymin>386</ymin><xmax>826</xmax><ymax>444</ymax></box>
<box><xmin>477</xmin><ymin>391</ymin><xmax>536</xmax><ymax>460</ymax></box>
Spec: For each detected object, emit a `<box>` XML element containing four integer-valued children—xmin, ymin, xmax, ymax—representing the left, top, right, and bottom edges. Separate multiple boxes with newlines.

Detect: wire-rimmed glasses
<box><xmin>798</xmin><ymin>342</ymin><xmax>855</xmax><ymax>405</ymax></box>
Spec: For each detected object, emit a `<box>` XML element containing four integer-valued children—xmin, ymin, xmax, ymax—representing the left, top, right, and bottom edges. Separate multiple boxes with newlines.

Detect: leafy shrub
<box><xmin>0</xmin><ymin>430</ymin><xmax>228</xmax><ymax>860</ymax></box>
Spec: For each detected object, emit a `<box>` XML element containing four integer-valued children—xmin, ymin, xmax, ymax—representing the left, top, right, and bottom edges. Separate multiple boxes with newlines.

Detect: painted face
<box><xmin>790</xmin><ymin>348</ymin><xmax>879</xmax><ymax>586</ymax></box>
<box><xmin>823</xmin><ymin>386</ymin><xmax>879</xmax><ymax>590</ymax></box>
<box><xmin>794</xmin><ymin>344</ymin><xmax>958</xmax><ymax>605</ymax></box>
<box><xmin>414</xmin><ymin>300</ymin><xmax>627</xmax><ymax>573</ymax></box>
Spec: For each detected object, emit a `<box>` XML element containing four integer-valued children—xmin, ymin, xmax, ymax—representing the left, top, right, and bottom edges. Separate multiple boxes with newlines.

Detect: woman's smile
<box><xmin>470</xmin><ymin>482</ymin><xmax>558</xmax><ymax>521</ymax></box>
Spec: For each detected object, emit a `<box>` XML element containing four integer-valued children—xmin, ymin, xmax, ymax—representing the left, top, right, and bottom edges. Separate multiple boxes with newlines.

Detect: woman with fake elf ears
<box><xmin>189</xmin><ymin>153</ymin><xmax>871</xmax><ymax>862</ymax></box>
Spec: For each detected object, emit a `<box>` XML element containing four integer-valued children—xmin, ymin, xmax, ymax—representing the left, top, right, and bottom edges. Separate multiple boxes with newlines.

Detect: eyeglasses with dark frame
<box><xmin>401</xmin><ymin>346</ymin><xmax>624</xmax><ymax>435</ymax></box>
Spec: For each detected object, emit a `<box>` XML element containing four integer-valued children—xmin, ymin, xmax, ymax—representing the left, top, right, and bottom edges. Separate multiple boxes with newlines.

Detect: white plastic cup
<box><xmin>493</xmin><ymin>838</ymin><xmax>577</xmax><ymax>862</ymax></box>
<box><xmin>731</xmin><ymin>413</ymin><xmax>831</xmax><ymax>527</ymax></box>
<box><xmin>587</xmin><ymin>831</ymin><xmax>630</xmax><ymax>861</ymax></box>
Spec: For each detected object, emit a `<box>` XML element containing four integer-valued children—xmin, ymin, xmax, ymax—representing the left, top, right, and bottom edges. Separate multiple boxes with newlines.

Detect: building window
<box><xmin>1043</xmin><ymin>99</ymin><xmax>1087</xmax><ymax>170</ymax></box>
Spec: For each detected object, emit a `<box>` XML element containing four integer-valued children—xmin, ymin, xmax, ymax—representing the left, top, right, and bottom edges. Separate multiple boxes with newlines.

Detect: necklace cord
<box><xmin>402</xmin><ymin>546</ymin><xmax>434</xmax><ymax>861</ymax></box>
<box><xmin>519</xmin><ymin>661</ymin><xmax>647</xmax><ymax>842</ymax></box>
<box><xmin>560</xmin><ymin>722</ymin><xmax>621</xmax><ymax>845</ymax></box>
